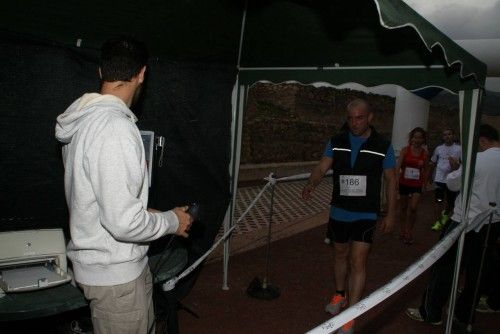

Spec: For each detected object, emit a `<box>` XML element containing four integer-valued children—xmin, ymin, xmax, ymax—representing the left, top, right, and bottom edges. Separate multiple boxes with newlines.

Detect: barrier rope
<box><xmin>162</xmin><ymin>175</ymin><xmax>275</xmax><ymax>291</ymax></box>
<box><xmin>162</xmin><ymin>170</ymin><xmax>331</xmax><ymax>291</ymax></box>
<box><xmin>306</xmin><ymin>208</ymin><xmax>498</xmax><ymax>334</ymax></box>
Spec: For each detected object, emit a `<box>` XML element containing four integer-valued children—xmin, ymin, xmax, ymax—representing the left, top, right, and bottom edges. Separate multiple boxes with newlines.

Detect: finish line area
<box><xmin>175</xmin><ymin>174</ymin><xmax>499</xmax><ymax>333</ymax></box>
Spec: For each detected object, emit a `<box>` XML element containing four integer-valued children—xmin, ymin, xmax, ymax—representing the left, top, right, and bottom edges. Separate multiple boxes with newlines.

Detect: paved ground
<box><xmin>180</xmin><ymin>182</ymin><xmax>499</xmax><ymax>334</ymax></box>
<box><xmin>232</xmin><ymin>178</ymin><xmax>331</xmax><ymax>235</ymax></box>
<box><xmin>209</xmin><ymin>178</ymin><xmax>332</xmax><ymax>259</ymax></box>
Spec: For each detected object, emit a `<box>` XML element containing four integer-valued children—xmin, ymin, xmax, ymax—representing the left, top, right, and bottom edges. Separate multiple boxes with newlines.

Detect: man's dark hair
<box><xmin>479</xmin><ymin>124</ymin><xmax>499</xmax><ymax>141</ymax></box>
<box><xmin>100</xmin><ymin>36</ymin><xmax>148</xmax><ymax>82</ymax></box>
<box><xmin>443</xmin><ymin>128</ymin><xmax>454</xmax><ymax>134</ymax></box>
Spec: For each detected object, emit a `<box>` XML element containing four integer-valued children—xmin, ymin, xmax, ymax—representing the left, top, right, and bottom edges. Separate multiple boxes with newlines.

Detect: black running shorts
<box><xmin>328</xmin><ymin>218</ymin><xmax>377</xmax><ymax>244</ymax></box>
<box><xmin>399</xmin><ymin>184</ymin><xmax>422</xmax><ymax>195</ymax></box>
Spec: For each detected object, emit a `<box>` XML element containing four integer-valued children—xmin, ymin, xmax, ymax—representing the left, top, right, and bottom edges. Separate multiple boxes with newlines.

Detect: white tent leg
<box><xmin>222</xmin><ymin>206</ymin><xmax>231</xmax><ymax>290</ymax></box>
<box><xmin>223</xmin><ymin>0</ymin><xmax>248</xmax><ymax>290</ymax></box>
<box><xmin>445</xmin><ymin>88</ymin><xmax>482</xmax><ymax>334</ymax></box>
<box><xmin>223</xmin><ymin>82</ymin><xmax>246</xmax><ymax>290</ymax></box>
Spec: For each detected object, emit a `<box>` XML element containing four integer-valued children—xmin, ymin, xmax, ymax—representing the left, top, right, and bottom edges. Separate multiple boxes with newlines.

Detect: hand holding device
<box><xmin>173</xmin><ymin>206</ymin><xmax>192</xmax><ymax>238</ymax></box>
<box><xmin>187</xmin><ymin>203</ymin><xmax>200</xmax><ymax>221</ymax></box>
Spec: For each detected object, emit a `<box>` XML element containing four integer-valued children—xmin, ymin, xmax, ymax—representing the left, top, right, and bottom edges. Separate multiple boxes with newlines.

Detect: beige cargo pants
<box><xmin>79</xmin><ymin>265</ymin><xmax>155</xmax><ymax>334</ymax></box>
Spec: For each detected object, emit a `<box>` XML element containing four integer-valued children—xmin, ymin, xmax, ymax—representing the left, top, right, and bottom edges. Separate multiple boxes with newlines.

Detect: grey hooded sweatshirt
<box><xmin>56</xmin><ymin>93</ymin><xmax>179</xmax><ymax>286</ymax></box>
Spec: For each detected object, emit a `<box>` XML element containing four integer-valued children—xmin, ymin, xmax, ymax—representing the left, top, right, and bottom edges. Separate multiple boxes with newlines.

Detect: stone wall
<box><xmin>242</xmin><ymin>83</ymin><xmax>395</xmax><ymax>163</ymax></box>
<box><xmin>241</xmin><ymin>83</ymin><xmax>461</xmax><ymax>164</ymax></box>
<box><xmin>427</xmin><ymin>104</ymin><xmax>460</xmax><ymax>151</ymax></box>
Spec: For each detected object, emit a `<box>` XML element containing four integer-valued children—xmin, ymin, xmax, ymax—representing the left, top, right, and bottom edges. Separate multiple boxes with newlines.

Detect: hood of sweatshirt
<box><xmin>55</xmin><ymin>93</ymin><xmax>138</xmax><ymax>144</ymax></box>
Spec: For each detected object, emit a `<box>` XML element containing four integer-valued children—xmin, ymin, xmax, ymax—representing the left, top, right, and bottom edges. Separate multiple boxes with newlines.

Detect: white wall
<box><xmin>391</xmin><ymin>86</ymin><xmax>430</xmax><ymax>155</ymax></box>
<box><xmin>486</xmin><ymin>77</ymin><xmax>500</xmax><ymax>92</ymax></box>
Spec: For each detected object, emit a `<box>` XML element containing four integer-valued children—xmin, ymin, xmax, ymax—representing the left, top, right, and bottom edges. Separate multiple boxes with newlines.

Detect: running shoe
<box><xmin>405</xmin><ymin>308</ymin><xmax>442</xmax><ymax>325</ymax></box>
<box><xmin>431</xmin><ymin>221</ymin><xmax>442</xmax><ymax>231</ymax></box>
<box><xmin>431</xmin><ymin>211</ymin><xmax>449</xmax><ymax>231</ymax></box>
<box><xmin>337</xmin><ymin>320</ymin><xmax>354</xmax><ymax>334</ymax></box>
<box><xmin>325</xmin><ymin>294</ymin><xmax>347</xmax><ymax>315</ymax></box>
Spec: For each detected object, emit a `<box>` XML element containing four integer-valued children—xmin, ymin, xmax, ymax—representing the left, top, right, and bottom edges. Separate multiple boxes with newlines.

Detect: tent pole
<box><xmin>222</xmin><ymin>80</ymin><xmax>239</xmax><ymax>290</ymax></box>
<box><xmin>445</xmin><ymin>231</ymin><xmax>466</xmax><ymax>333</ymax></box>
<box><xmin>223</xmin><ymin>83</ymin><xmax>246</xmax><ymax>290</ymax></box>
<box><xmin>223</xmin><ymin>0</ymin><xmax>248</xmax><ymax>290</ymax></box>
<box><xmin>444</xmin><ymin>88</ymin><xmax>482</xmax><ymax>334</ymax></box>
<box><xmin>236</xmin><ymin>0</ymin><xmax>248</xmax><ymax>69</ymax></box>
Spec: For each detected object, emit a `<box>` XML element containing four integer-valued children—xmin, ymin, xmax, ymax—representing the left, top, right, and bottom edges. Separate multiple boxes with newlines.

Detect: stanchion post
<box><xmin>247</xmin><ymin>173</ymin><xmax>280</xmax><ymax>300</ymax></box>
<box><xmin>263</xmin><ymin>176</ymin><xmax>275</xmax><ymax>289</ymax></box>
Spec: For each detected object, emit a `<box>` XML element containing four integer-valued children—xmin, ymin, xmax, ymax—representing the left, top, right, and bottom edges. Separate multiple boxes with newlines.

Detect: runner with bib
<box><xmin>302</xmin><ymin>98</ymin><xmax>397</xmax><ymax>334</ymax></box>
<box><xmin>396</xmin><ymin>127</ymin><xmax>429</xmax><ymax>245</ymax></box>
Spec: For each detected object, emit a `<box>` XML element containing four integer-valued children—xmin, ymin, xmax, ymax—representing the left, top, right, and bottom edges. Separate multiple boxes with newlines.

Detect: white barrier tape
<box><xmin>467</xmin><ymin>208</ymin><xmax>499</xmax><ymax>233</ymax></box>
<box><xmin>306</xmin><ymin>209</ymin><xmax>496</xmax><ymax>334</ymax></box>
<box><xmin>275</xmin><ymin>170</ymin><xmax>333</xmax><ymax>183</ymax></box>
<box><xmin>162</xmin><ymin>180</ymin><xmax>273</xmax><ymax>291</ymax></box>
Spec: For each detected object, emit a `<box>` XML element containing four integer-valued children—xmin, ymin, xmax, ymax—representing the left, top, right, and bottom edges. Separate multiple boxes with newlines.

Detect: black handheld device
<box><xmin>187</xmin><ymin>203</ymin><xmax>200</xmax><ymax>221</ymax></box>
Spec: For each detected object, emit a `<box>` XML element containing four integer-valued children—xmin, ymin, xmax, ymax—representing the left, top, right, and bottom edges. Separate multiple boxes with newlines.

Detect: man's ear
<box><xmin>98</xmin><ymin>67</ymin><xmax>103</xmax><ymax>80</ymax></box>
<box><xmin>138</xmin><ymin>66</ymin><xmax>146</xmax><ymax>84</ymax></box>
<box><xmin>368</xmin><ymin>111</ymin><xmax>374</xmax><ymax>123</ymax></box>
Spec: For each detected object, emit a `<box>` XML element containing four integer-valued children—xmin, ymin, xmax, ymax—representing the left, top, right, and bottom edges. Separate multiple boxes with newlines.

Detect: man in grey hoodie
<box><xmin>55</xmin><ymin>36</ymin><xmax>192</xmax><ymax>334</ymax></box>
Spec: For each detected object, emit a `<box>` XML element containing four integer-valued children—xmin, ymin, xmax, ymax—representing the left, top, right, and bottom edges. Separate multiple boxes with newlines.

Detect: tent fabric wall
<box><xmin>0</xmin><ymin>39</ymin><xmax>235</xmax><ymax>297</ymax></box>
<box><xmin>0</xmin><ymin>0</ymin><xmax>243</xmax><ymax>64</ymax></box>
<box><xmin>0</xmin><ymin>41</ymin><xmax>99</xmax><ymax>233</ymax></box>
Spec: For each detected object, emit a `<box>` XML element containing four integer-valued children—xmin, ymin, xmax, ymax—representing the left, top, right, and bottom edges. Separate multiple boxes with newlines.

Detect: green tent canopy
<box><xmin>237</xmin><ymin>0</ymin><xmax>485</xmax><ymax>90</ymax></box>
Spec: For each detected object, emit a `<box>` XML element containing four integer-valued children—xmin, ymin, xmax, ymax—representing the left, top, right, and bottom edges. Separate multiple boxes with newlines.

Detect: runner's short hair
<box><xmin>347</xmin><ymin>98</ymin><xmax>371</xmax><ymax>113</ymax></box>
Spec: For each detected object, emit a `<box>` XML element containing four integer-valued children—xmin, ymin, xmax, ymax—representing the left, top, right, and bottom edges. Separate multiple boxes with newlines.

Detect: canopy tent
<box><xmin>225</xmin><ymin>2</ymin><xmax>485</xmax><ymax>331</ymax></box>
<box><xmin>0</xmin><ymin>0</ymin><xmax>487</xmax><ymax>327</ymax></box>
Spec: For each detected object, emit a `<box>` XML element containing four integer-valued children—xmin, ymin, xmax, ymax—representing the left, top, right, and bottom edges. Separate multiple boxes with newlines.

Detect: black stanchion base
<box><xmin>246</xmin><ymin>277</ymin><xmax>280</xmax><ymax>300</ymax></box>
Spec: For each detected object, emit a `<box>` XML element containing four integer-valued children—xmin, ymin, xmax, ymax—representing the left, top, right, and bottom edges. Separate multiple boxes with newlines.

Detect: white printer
<box><xmin>0</xmin><ymin>228</ymin><xmax>72</xmax><ymax>296</ymax></box>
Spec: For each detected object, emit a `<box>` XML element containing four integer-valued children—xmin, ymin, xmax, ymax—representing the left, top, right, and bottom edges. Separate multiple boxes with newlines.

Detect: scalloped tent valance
<box><xmin>237</xmin><ymin>0</ymin><xmax>486</xmax><ymax>92</ymax></box>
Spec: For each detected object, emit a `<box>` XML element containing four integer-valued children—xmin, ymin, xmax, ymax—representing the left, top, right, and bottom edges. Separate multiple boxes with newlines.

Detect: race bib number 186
<box><xmin>339</xmin><ymin>175</ymin><xmax>367</xmax><ymax>196</ymax></box>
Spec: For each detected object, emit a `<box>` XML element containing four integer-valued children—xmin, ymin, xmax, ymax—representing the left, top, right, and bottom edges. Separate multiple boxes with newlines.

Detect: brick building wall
<box><xmin>241</xmin><ymin>83</ymin><xmax>460</xmax><ymax>164</ymax></box>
